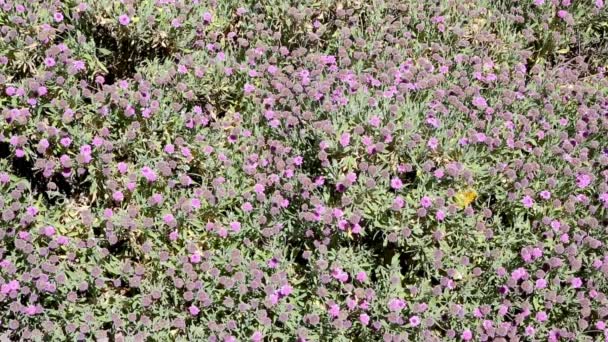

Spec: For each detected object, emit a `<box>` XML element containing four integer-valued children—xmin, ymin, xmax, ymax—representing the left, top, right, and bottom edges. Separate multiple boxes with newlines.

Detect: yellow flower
<box><xmin>454</xmin><ymin>188</ymin><xmax>478</xmax><ymax>209</ymax></box>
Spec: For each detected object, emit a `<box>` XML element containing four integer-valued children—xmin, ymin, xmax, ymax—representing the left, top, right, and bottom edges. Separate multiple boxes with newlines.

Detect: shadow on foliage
<box><xmin>0</xmin><ymin>142</ymin><xmax>90</xmax><ymax>205</ymax></box>
<box><xmin>76</xmin><ymin>16</ymin><xmax>173</xmax><ymax>85</ymax></box>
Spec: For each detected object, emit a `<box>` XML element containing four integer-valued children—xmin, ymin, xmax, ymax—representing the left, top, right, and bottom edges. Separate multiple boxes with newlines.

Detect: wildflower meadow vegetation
<box><xmin>1</xmin><ymin>0</ymin><xmax>608</xmax><ymax>340</ymax></box>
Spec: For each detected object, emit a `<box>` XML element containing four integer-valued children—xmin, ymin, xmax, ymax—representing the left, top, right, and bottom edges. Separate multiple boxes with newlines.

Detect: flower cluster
<box><xmin>0</xmin><ymin>0</ymin><xmax>607</xmax><ymax>341</ymax></box>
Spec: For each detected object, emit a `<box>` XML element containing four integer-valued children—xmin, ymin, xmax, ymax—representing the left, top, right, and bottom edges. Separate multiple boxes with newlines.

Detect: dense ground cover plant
<box><xmin>1</xmin><ymin>0</ymin><xmax>607</xmax><ymax>340</ymax></box>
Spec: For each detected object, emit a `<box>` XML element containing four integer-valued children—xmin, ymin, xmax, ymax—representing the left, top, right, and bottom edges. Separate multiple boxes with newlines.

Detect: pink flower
<box><xmin>53</xmin><ymin>12</ymin><xmax>64</xmax><ymax>22</ymax></box>
<box><xmin>597</xmin><ymin>0</ymin><xmax>604</xmax><ymax>9</ymax></box>
<box><xmin>393</xmin><ymin>196</ymin><xmax>405</xmax><ymax>210</ymax></box>
<box><xmin>390</xmin><ymin>177</ymin><xmax>403</xmax><ymax>190</ymax></box>
<box><xmin>525</xmin><ymin>326</ymin><xmax>535</xmax><ymax>336</ymax></box>
<box><xmin>163</xmin><ymin>214</ymin><xmax>176</xmax><ymax>226</ymax></box>
<box><xmin>280</xmin><ymin>284</ymin><xmax>293</xmax><ymax>296</ymax></box>
<box><xmin>356</xmin><ymin>271</ymin><xmax>367</xmax><ymax>282</ymax></box>
<box><xmin>189</xmin><ymin>305</ymin><xmax>200</xmax><ymax>316</ymax></box>
<box><xmin>535</xmin><ymin>278</ymin><xmax>547</xmax><ymax>289</ymax></box>
<box><xmin>339</xmin><ymin>133</ymin><xmax>351</xmax><ymax>147</ymax></box>
<box><xmin>56</xmin><ymin>235</ymin><xmax>69</xmax><ymax>245</ymax></box>
<box><xmin>254</xmin><ymin>183</ymin><xmax>265</xmax><ymax>194</ymax></box>
<box><xmin>359</xmin><ymin>313</ymin><xmax>370</xmax><ymax>326</ymax></box>
<box><xmin>141</xmin><ymin>167</ymin><xmax>157</xmax><ymax>182</ymax></box>
<box><xmin>387</xmin><ymin>298</ymin><xmax>406</xmax><ymax>312</ymax></box>
<box><xmin>461</xmin><ymin>329</ymin><xmax>473</xmax><ymax>341</ymax></box>
<box><xmin>521</xmin><ymin>195</ymin><xmax>534</xmax><ymax>208</ymax></box>
<box><xmin>251</xmin><ymin>331</ymin><xmax>264</xmax><ymax>342</ymax></box>
<box><xmin>1</xmin><ymin>280</ymin><xmax>20</xmax><ymax>294</ymax></box>
<box><xmin>112</xmin><ymin>191</ymin><xmax>124</xmax><ymax>202</ymax></box>
<box><xmin>539</xmin><ymin>190</ymin><xmax>551</xmax><ymax>200</ymax></box>
<box><xmin>571</xmin><ymin>277</ymin><xmax>583</xmax><ymax>288</ymax></box>
<box><xmin>409</xmin><ymin>315</ymin><xmax>421</xmax><ymax>327</ymax></box>
<box><xmin>328</xmin><ymin>304</ymin><xmax>340</xmax><ymax>318</ymax></box>
<box><xmin>472</xmin><ymin>96</ymin><xmax>488</xmax><ymax>109</ymax></box>
<box><xmin>242</xmin><ymin>202</ymin><xmax>253</xmax><ymax>212</ymax></box>
<box><xmin>331</xmin><ymin>268</ymin><xmax>349</xmax><ymax>283</ymax></box>
<box><xmin>368</xmin><ymin>116</ymin><xmax>381</xmax><ymax>127</ymax></box>
<box><xmin>190</xmin><ymin>252</ymin><xmax>201</xmax><ymax>264</ymax></box>
<box><xmin>535</xmin><ymin>311</ymin><xmax>548</xmax><ymax>322</ymax></box>
<box><xmin>42</xmin><ymin>226</ymin><xmax>55</xmax><ymax>236</ymax></box>
<box><xmin>230</xmin><ymin>221</ymin><xmax>241</xmax><ymax>233</ymax></box>
<box><xmin>427</xmin><ymin>137</ymin><xmax>439</xmax><ymax>150</ymax></box>
<box><xmin>118</xmin><ymin>14</ymin><xmax>130</xmax><ymax>26</ymax></box>
<box><xmin>116</xmin><ymin>162</ymin><xmax>128</xmax><ymax>174</ymax></box>
<box><xmin>576</xmin><ymin>174</ymin><xmax>591</xmax><ymax>189</ymax></box>
<box><xmin>420</xmin><ymin>196</ymin><xmax>432</xmax><ymax>208</ymax></box>
<box><xmin>60</xmin><ymin>137</ymin><xmax>72</xmax><ymax>147</ymax></box>
<box><xmin>244</xmin><ymin>84</ymin><xmax>255</xmax><ymax>94</ymax></box>
<box><xmin>202</xmin><ymin>12</ymin><xmax>212</xmax><ymax>23</ymax></box>
<box><xmin>44</xmin><ymin>57</ymin><xmax>56</xmax><ymax>67</ymax></box>
<box><xmin>24</xmin><ymin>305</ymin><xmax>38</xmax><ymax>316</ymax></box>
<box><xmin>169</xmin><ymin>230</ymin><xmax>179</xmax><ymax>241</ymax></box>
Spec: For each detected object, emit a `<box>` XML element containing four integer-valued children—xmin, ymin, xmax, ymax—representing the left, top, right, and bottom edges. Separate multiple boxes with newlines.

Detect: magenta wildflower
<box><xmin>118</xmin><ymin>14</ymin><xmax>130</xmax><ymax>26</ymax></box>
<box><xmin>390</xmin><ymin>177</ymin><xmax>403</xmax><ymax>190</ymax></box>
<box><xmin>521</xmin><ymin>195</ymin><xmax>534</xmax><ymax>208</ymax></box>
<box><xmin>420</xmin><ymin>196</ymin><xmax>433</xmax><ymax>208</ymax></box>
<box><xmin>189</xmin><ymin>305</ymin><xmax>200</xmax><ymax>316</ymax></box>
<box><xmin>576</xmin><ymin>173</ymin><xmax>591</xmax><ymax>189</ymax></box>
<box><xmin>141</xmin><ymin>167</ymin><xmax>157</xmax><ymax>182</ymax></box>
<box><xmin>340</xmin><ymin>133</ymin><xmax>351</xmax><ymax>147</ymax></box>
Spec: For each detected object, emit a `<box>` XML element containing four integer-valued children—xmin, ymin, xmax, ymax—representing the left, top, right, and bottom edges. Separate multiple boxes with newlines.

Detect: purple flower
<box><xmin>244</xmin><ymin>84</ymin><xmax>255</xmax><ymax>94</ymax></box>
<box><xmin>387</xmin><ymin>298</ymin><xmax>406</xmax><ymax>312</ymax></box>
<box><xmin>112</xmin><ymin>191</ymin><xmax>124</xmax><ymax>202</ymax></box>
<box><xmin>571</xmin><ymin>277</ymin><xmax>583</xmax><ymax>288</ymax></box>
<box><xmin>525</xmin><ymin>326</ymin><xmax>536</xmax><ymax>336</ymax></box>
<box><xmin>472</xmin><ymin>96</ymin><xmax>488</xmax><ymax>109</ymax></box>
<box><xmin>521</xmin><ymin>195</ymin><xmax>534</xmax><ymax>208</ymax></box>
<box><xmin>190</xmin><ymin>252</ymin><xmax>201</xmax><ymax>264</ymax></box>
<box><xmin>576</xmin><ymin>174</ymin><xmax>591</xmax><ymax>189</ymax></box>
<box><xmin>409</xmin><ymin>315</ymin><xmax>421</xmax><ymax>327</ymax></box>
<box><xmin>339</xmin><ymin>133</ymin><xmax>351</xmax><ymax>147</ymax></box>
<box><xmin>253</xmin><ymin>183</ymin><xmax>265</xmax><ymax>194</ymax></box>
<box><xmin>189</xmin><ymin>305</ymin><xmax>200</xmax><ymax>316</ymax></box>
<box><xmin>118</xmin><ymin>14</ymin><xmax>130</xmax><ymax>26</ymax></box>
<box><xmin>328</xmin><ymin>304</ymin><xmax>340</xmax><ymax>318</ymax></box>
<box><xmin>163</xmin><ymin>214</ymin><xmax>175</xmax><ymax>226</ymax></box>
<box><xmin>461</xmin><ymin>329</ymin><xmax>473</xmax><ymax>341</ymax></box>
<box><xmin>53</xmin><ymin>12</ymin><xmax>64</xmax><ymax>22</ymax></box>
<box><xmin>251</xmin><ymin>331</ymin><xmax>263</xmax><ymax>342</ymax></box>
<box><xmin>42</xmin><ymin>226</ymin><xmax>55</xmax><ymax>237</ymax></box>
<box><xmin>539</xmin><ymin>190</ymin><xmax>551</xmax><ymax>200</ymax></box>
<box><xmin>390</xmin><ymin>177</ymin><xmax>403</xmax><ymax>190</ymax></box>
<box><xmin>535</xmin><ymin>311</ymin><xmax>548</xmax><ymax>322</ymax></box>
<box><xmin>141</xmin><ymin>167</ymin><xmax>157</xmax><ymax>182</ymax></box>
<box><xmin>202</xmin><ymin>12</ymin><xmax>212</xmax><ymax>23</ymax></box>
<box><xmin>428</xmin><ymin>137</ymin><xmax>439</xmax><ymax>150</ymax></box>
<box><xmin>420</xmin><ymin>196</ymin><xmax>433</xmax><ymax>208</ymax></box>
<box><xmin>359</xmin><ymin>313</ymin><xmax>370</xmax><ymax>326</ymax></box>
<box><xmin>44</xmin><ymin>57</ymin><xmax>56</xmax><ymax>67</ymax></box>
<box><xmin>230</xmin><ymin>221</ymin><xmax>241</xmax><ymax>233</ymax></box>
<box><xmin>535</xmin><ymin>278</ymin><xmax>547</xmax><ymax>289</ymax></box>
